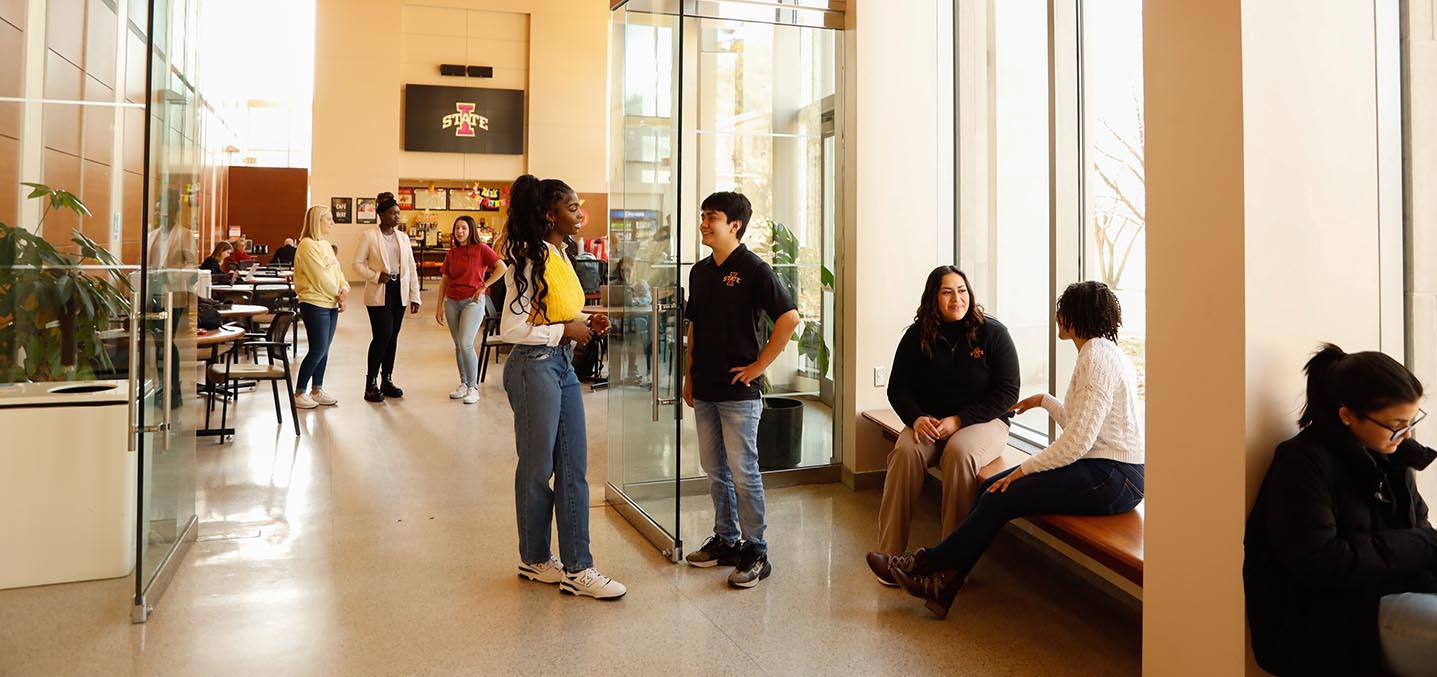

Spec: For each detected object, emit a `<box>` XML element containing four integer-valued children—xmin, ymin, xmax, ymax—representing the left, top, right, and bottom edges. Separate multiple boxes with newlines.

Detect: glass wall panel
<box><xmin>1081</xmin><ymin>0</ymin><xmax>1146</xmax><ymax>400</ymax></box>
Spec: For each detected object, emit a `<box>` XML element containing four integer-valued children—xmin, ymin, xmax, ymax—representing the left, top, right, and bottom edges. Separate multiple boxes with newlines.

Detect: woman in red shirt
<box><xmin>436</xmin><ymin>216</ymin><xmax>506</xmax><ymax>403</ymax></box>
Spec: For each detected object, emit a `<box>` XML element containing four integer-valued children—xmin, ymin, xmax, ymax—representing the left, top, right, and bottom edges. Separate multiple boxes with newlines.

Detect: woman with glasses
<box><xmin>1245</xmin><ymin>344</ymin><xmax>1437</xmax><ymax>676</ymax></box>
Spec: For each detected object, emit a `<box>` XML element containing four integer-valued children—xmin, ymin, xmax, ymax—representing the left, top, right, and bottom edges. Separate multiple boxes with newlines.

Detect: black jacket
<box><xmin>1244</xmin><ymin>422</ymin><xmax>1437</xmax><ymax>675</ymax></box>
<box><xmin>886</xmin><ymin>316</ymin><xmax>1019</xmax><ymax>430</ymax></box>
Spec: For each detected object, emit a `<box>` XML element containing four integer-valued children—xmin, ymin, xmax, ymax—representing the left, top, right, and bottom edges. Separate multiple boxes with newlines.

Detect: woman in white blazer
<box><xmin>351</xmin><ymin>192</ymin><xmax>422</xmax><ymax>402</ymax></box>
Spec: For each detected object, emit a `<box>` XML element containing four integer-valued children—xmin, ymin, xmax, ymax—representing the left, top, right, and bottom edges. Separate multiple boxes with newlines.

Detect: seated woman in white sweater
<box><xmin>872</xmin><ymin>280</ymin><xmax>1145</xmax><ymax>619</ymax></box>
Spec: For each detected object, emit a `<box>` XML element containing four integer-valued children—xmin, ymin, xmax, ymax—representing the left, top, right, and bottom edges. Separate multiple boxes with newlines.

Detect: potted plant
<box><xmin>755</xmin><ymin>220</ymin><xmax>833</xmax><ymax>470</ymax></box>
<box><xmin>0</xmin><ymin>183</ymin><xmax>133</xmax><ymax>382</ymax></box>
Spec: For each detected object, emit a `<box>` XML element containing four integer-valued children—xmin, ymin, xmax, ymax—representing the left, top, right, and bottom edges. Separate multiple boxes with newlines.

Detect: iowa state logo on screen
<box><xmin>443</xmin><ymin>103</ymin><xmax>489</xmax><ymax>137</ymax></box>
<box><xmin>405</xmin><ymin>85</ymin><xmax>524</xmax><ymax>155</ymax></box>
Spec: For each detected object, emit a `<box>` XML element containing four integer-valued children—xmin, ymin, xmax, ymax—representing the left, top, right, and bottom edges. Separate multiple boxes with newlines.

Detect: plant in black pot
<box><xmin>755</xmin><ymin>220</ymin><xmax>833</xmax><ymax>470</ymax></box>
<box><xmin>0</xmin><ymin>183</ymin><xmax>133</xmax><ymax>382</ymax></box>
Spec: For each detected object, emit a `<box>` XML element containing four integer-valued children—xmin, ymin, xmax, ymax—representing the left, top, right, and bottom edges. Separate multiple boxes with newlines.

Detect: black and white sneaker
<box><xmin>517</xmin><ymin>556</ymin><xmax>565</xmax><ymax>585</ymax></box>
<box><xmin>727</xmin><ymin>544</ymin><xmax>771</xmax><ymax>588</ymax></box>
<box><xmin>684</xmin><ymin>535</ymin><xmax>741</xmax><ymax>568</ymax></box>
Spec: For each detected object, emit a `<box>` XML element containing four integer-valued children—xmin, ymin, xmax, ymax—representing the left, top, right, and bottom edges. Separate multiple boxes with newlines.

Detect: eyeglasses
<box><xmin>1357</xmin><ymin>408</ymin><xmax>1427</xmax><ymax>442</ymax></box>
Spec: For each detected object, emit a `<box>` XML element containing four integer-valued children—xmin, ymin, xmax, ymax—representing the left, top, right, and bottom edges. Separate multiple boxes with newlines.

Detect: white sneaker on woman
<box><xmin>560</xmin><ymin>567</ymin><xmax>627</xmax><ymax>600</ymax></box>
<box><xmin>517</xmin><ymin>556</ymin><xmax>565</xmax><ymax>585</ymax></box>
<box><xmin>294</xmin><ymin>392</ymin><xmax>318</xmax><ymax>409</ymax></box>
<box><xmin>463</xmin><ymin>387</ymin><xmax>480</xmax><ymax>404</ymax></box>
<box><xmin>449</xmin><ymin>383</ymin><xmax>469</xmax><ymax>399</ymax></box>
<box><xmin>310</xmin><ymin>389</ymin><xmax>338</xmax><ymax>406</ymax></box>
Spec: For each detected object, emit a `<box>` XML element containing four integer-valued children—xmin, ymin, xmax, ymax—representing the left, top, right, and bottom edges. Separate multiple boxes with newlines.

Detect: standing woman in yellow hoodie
<box><xmin>293</xmin><ymin>205</ymin><xmax>351</xmax><ymax>409</ymax></box>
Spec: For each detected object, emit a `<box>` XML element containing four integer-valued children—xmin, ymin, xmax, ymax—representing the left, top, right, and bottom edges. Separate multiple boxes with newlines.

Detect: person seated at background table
<box><xmin>227</xmin><ymin>237</ymin><xmax>254</xmax><ymax>270</ymax></box>
<box><xmin>270</xmin><ymin>238</ymin><xmax>297</xmax><ymax>267</ymax></box>
<box><xmin>1245</xmin><ymin>344</ymin><xmax>1437</xmax><ymax>676</ymax></box>
<box><xmin>873</xmin><ymin>280</ymin><xmax>1144</xmax><ymax>618</ymax></box>
<box><xmin>865</xmin><ymin>265</ymin><xmax>1019</xmax><ymax>586</ymax></box>
<box><xmin>201</xmin><ymin>241</ymin><xmax>235</xmax><ymax>284</ymax></box>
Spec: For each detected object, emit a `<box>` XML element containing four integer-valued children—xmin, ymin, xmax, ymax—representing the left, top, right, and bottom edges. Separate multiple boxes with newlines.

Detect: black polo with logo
<box><xmin>685</xmin><ymin>244</ymin><xmax>797</xmax><ymax>402</ymax></box>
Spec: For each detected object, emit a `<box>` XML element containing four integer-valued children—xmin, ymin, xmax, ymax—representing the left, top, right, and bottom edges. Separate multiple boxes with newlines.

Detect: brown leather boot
<box><xmin>864</xmin><ymin>549</ymin><xmax>930</xmax><ymax>587</ymax></box>
<box><xmin>892</xmin><ymin>566</ymin><xmax>964</xmax><ymax>619</ymax></box>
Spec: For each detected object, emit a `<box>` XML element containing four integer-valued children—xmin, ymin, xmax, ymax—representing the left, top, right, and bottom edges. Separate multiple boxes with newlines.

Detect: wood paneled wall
<box><xmin>225</xmin><ymin>166</ymin><xmax>309</xmax><ymax>254</ymax></box>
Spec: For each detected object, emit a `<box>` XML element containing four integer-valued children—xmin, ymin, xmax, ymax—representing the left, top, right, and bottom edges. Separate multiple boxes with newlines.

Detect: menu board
<box><xmin>413</xmin><ymin>188</ymin><xmax>447</xmax><ymax>211</ymax></box>
<box><xmin>397</xmin><ymin>187</ymin><xmax>414</xmax><ymax>210</ymax></box>
<box><xmin>448</xmin><ymin>189</ymin><xmax>480</xmax><ymax>211</ymax></box>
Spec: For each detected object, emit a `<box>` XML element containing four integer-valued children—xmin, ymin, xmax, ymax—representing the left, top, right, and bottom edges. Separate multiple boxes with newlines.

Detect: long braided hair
<box><xmin>503</xmin><ymin>174</ymin><xmax>574</xmax><ymax>322</ymax></box>
<box><xmin>914</xmin><ymin>265</ymin><xmax>985</xmax><ymax>358</ymax></box>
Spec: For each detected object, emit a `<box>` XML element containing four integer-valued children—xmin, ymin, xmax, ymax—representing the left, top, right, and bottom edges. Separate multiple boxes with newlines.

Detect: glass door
<box><xmin>606</xmin><ymin>0</ymin><xmax>686</xmax><ymax>560</ymax></box>
<box><xmin>133</xmin><ymin>0</ymin><xmax>204</xmax><ymax>622</ymax></box>
<box><xmin>608</xmin><ymin>0</ymin><xmax>845</xmax><ymax>561</ymax></box>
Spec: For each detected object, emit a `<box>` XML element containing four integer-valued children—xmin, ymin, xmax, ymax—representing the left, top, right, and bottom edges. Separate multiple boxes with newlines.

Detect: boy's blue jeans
<box><xmin>694</xmin><ymin>399</ymin><xmax>767</xmax><ymax>554</ymax></box>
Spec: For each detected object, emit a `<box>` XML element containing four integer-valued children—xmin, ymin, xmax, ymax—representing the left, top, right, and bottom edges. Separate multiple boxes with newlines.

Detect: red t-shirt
<box><xmin>441</xmin><ymin>243</ymin><xmax>501</xmax><ymax>301</ymax></box>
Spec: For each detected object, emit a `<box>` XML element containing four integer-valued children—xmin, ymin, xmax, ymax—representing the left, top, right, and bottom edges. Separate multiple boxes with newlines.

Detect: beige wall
<box><xmin>312</xmin><ymin>0</ymin><xmax>608</xmax><ymax>278</ymax></box>
<box><xmin>1145</xmin><ymin>1</ymin><xmax>1394</xmax><ymax>673</ymax></box>
<box><xmin>1405</xmin><ymin>1</ymin><xmax>1437</xmax><ymax>502</ymax></box>
<box><xmin>843</xmin><ymin>0</ymin><xmax>948</xmax><ymax>480</ymax></box>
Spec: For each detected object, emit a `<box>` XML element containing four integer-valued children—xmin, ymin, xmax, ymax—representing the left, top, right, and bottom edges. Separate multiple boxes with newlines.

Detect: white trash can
<box><xmin>0</xmin><ymin>380</ymin><xmax>135</xmax><ymax>589</ymax></box>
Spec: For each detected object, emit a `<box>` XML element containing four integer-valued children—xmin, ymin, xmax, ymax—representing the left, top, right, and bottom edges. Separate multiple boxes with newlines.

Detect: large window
<box><xmin>953</xmin><ymin>0</ymin><xmax>1145</xmax><ymax>443</ymax></box>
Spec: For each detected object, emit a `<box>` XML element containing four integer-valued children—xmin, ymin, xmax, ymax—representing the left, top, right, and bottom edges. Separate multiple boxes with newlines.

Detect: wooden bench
<box><xmin>861</xmin><ymin>409</ymin><xmax>1144</xmax><ymax>585</ymax></box>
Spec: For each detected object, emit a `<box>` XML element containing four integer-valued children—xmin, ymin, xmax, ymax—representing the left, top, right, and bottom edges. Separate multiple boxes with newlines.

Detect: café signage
<box><xmin>404</xmin><ymin>84</ymin><xmax>524</xmax><ymax>155</ymax></box>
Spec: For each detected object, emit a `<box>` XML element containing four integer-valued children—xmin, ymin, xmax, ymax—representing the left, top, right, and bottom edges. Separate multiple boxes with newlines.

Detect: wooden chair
<box><xmin>207</xmin><ymin>310</ymin><xmax>301</xmax><ymax>440</ymax></box>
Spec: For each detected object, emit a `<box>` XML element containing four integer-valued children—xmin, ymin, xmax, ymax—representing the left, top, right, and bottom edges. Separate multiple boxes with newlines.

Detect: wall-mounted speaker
<box><xmin>439</xmin><ymin>64</ymin><xmax>466</xmax><ymax>77</ymax></box>
<box><xmin>467</xmin><ymin>65</ymin><xmax>494</xmax><ymax>78</ymax></box>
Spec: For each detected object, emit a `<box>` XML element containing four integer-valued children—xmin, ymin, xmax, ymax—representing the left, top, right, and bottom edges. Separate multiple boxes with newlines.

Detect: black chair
<box><xmin>207</xmin><ymin>310</ymin><xmax>300</xmax><ymax>440</ymax></box>
<box><xmin>478</xmin><ymin>295</ymin><xmax>506</xmax><ymax>384</ymax></box>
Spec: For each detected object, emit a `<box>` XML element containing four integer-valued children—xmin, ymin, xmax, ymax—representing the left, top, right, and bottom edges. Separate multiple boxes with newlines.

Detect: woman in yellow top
<box><xmin>293</xmin><ymin>205</ymin><xmax>351</xmax><ymax>409</ymax></box>
<box><xmin>498</xmin><ymin>174</ymin><xmax>624</xmax><ymax>600</ymax></box>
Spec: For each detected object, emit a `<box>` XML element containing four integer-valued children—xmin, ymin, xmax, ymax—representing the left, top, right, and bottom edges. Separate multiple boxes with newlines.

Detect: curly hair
<box><xmin>1056</xmin><ymin>281</ymin><xmax>1122</xmax><ymax>342</ymax></box>
<box><xmin>503</xmin><ymin>174</ymin><xmax>574</xmax><ymax>322</ymax></box>
<box><xmin>914</xmin><ymin>266</ymin><xmax>985</xmax><ymax>358</ymax></box>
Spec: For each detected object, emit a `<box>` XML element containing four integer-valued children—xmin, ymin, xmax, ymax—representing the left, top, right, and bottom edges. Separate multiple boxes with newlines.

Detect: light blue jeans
<box><xmin>443</xmin><ymin>296</ymin><xmax>486</xmax><ymax>387</ymax></box>
<box><xmin>1380</xmin><ymin>592</ymin><xmax>1437</xmax><ymax>675</ymax></box>
<box><xmin>694</xmin><ymin>399</ymin><xmax>767</xmax><ymax>553</ymax></box>
<box><xmin>504</xmin><ymin>344</ymin><xmax>591</xmax><ymax>572</ymax></box>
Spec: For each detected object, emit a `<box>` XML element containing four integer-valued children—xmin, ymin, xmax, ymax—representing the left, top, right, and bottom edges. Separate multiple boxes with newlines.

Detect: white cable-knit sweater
<box><xmin>1020</xmin><ymin>338</ymin><xmax>1145</xmax><ymax>475</ymax></box>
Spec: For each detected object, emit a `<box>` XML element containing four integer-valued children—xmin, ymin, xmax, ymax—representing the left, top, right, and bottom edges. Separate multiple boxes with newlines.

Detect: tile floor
<box><xmin>0</xmin><ymin>289</ymin><xmax>1139</xmax><ymax>676</ymax></box>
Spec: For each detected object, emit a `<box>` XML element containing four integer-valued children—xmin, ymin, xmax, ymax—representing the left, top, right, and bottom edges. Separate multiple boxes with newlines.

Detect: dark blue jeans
<box><xmin>296</xmin><ymin>302</ymin><xmax>339</xmax><ymax>391</ymax></box>
<box><xmin>926</xmin><ymin>458</ymin><xmax>1144</xmax><ymax>580</ymax></box>
<box><xmin>504</xmin><ymin>344</ymin><xmax>592</xmax><ymax>572</ymax></box>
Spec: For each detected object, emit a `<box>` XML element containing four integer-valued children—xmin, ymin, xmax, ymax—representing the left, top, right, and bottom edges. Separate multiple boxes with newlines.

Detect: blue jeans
<box><xmin>443</xmin><ymin>296</ymin><xmax>486</xmax><ymax>387</ymax></box>
<box><xmin>296</xmin><ymin>303</ymin><xmax>339</xmax><ymax>391</ymax></box>
<box><xmin>1380</xmin><ymin>592</ymin><xmax>1437</xmax><ymax>674</ymax></box>
<box><xmin>504</xmin><ymin>344</ymin><xmax>591</xmax><ymax>571</ymax></box>
<box><xmin>694</xmin><ymin>399</ymin><xmax>767</xmax><ymax>553</ymax></box>
<box><xmin>926</xmin><ymin>458</ymin><xmax>1144</xmax><ymax>581</ymax></box>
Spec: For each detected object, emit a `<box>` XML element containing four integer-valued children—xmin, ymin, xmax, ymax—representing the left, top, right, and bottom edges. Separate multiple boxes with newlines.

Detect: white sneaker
<box><xmin>294</xmin><ymin>392</ymin><xmax>318</xmax><ymax>409</ymax></box>
<box><xmin>517</xmin><ymin>556</ymin><xmax>565</xmax><ymax>585</ymax></box>
<box><xmin>462</xmin><ymin>387</ymin><xmax>480</xmax><ymax>404</ymax></box>
<box><xmin>310</xmin><ymin>389</ymin><xmax>338</xmax><ymax>406</ymax></box>
<box><xmin>560</xmin><ymin>567</ymin><xmax>627</xmax><ymax>600</ymax></box>
<box><xmin>449</xmin><ymin>383</ymin><xmax>469</xmax><ymax>399</ymax></box>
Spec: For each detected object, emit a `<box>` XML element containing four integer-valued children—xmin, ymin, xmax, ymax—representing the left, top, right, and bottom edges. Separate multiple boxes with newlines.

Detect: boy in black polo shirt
<box><xmin>682</xmin><ymin>191</ymin><xmax>800</xmax><ymax>588</ymax></box>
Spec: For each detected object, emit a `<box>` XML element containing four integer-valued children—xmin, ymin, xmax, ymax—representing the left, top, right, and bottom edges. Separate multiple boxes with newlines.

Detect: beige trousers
<box><xmin>876</xmin><ymin>418</ymin><xmax>1010</xmax><ymax>555</ymax></box>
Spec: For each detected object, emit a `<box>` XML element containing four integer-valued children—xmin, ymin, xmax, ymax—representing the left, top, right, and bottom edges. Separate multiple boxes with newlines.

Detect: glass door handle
<box><xmin>652</xmin><ymin>300</ymin><xmax>679</xmax><ymax>421</ymax></box>
<box><xmin>127</xmin><ymin>282</ymin><xmax>141</xmax><ymax>452</ymax></box>
<box><xmin>161</xmin><ymin>292</ymin><xmax>173</xmax><ymax>451</ymax></box>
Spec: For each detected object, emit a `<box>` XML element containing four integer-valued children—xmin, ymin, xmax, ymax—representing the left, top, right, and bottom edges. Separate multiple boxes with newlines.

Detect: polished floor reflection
<box><xmin>0</xmin><ymin>289</ymin><xmax>1139</xmax><ymax>675</ymax></box>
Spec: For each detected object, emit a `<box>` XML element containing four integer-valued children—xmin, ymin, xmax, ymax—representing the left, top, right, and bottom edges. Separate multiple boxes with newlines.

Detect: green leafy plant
<box><xmin>0</xmin><ymin>183</ymin><xmax>133</xmax><ymax>382</ymax></box>
<box><xmin>761</xmin><ymin>220</ymin><xmax>833</xmax><ymax>391</ymax></box>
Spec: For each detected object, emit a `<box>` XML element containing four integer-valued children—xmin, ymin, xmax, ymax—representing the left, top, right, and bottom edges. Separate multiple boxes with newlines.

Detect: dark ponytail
<box><xmin>1298</xmin><ymin>342</ymin><xmax>1423</xmax><ymax>428</ymax></box>
<box><xmin>503</xmin><ymin>174</ymin><xmax>574</xmax><ymax>322</ymax></box>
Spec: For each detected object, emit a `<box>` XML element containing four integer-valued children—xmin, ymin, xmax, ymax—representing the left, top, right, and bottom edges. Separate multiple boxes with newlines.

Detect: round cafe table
<box><xmin>196</xmin><ymin>324</ymin><xmax>245</xmax><ymax>348</ymax></box>
<box><xmin>237</xmin><ymin>276</ymin><xmax>288</xmax><ymax>284</ymax></box>
<box><xmin>218</xmin><ymin>304</ymin><xmax>268</xmax><ymax>320</ymax></box>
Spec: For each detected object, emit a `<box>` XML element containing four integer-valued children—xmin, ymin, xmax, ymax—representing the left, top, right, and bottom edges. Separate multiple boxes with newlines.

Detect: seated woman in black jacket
<box><xmin>865</xmin><ymin>266</ymin><xmax>1019</xmax><ymax>586</ymax></box>
<box><xmin>1245</xmin><ymin>344</ymin><xmax>1437</xmax><ymax>676</ymax></box>
<box><xmin>200</xmin><ymin>241</ymin><xmax>235</xmax><ymax>284</ymax></box>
